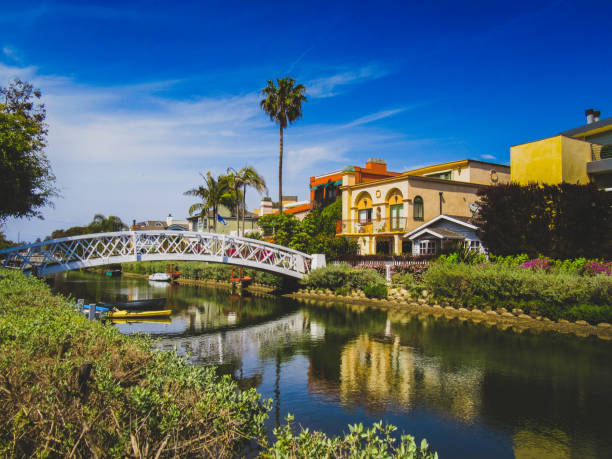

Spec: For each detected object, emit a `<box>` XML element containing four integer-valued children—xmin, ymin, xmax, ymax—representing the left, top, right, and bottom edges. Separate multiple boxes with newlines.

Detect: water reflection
<box><xmin>48</xmin><ymin>272</ymin><xmax>612</xmax><ymax>459</ymax></box>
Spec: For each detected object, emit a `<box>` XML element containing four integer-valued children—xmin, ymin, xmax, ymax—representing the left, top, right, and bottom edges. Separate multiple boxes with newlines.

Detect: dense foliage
<box><xmin>0</xmin><ymin>270</ymin><xmax>269</xmax><ymax>457</ymax></box>
<box><xmin>258</xmin><ymin>199</ymin><xmax>358</xmax><ymax>258</ymax></box>
<box><xmin>422</xmin><ymin>262</ymin><xmax>612</xmax><ymax>323</ymax></box>
<box><xmin>49</xmin><ymin>214</ymin><xmax>127</xmax><ymax>239</ymax></box>
<box><xmin>0</xmin><ymin>79</ymin><xmax>57</xmax><ymax>222</ymax></box>
<box><xmin>261</xmin><ymin>416</ymin><xmax>437</xmax><ymax>459</ymax></box>
<box><xmin>300</xmin><ymin>263</ymin><xmax>386</xmax><ymax>292</ymax></box>
<box><xmin>475</xmin><ymin>183</ymin><xmax>612</xmax><ymax>259</ymax></box>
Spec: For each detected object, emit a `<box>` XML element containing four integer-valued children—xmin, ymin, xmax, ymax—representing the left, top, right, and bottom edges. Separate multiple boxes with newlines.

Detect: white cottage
<box><xmin>403</xmin><ymin>215</ymin><xmax>485</xmax><ymax>256</ymax></box>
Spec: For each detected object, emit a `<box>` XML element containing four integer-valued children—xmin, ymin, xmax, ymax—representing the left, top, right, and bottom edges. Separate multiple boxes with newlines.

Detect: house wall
<box><xmin>340</xmin><ymin>172</ymin><xmax>483</xmax><ymax>255</ymax></box>
<box><xmin>468</xmin><ymin>162</ymin><xmax>511</xmax><ymax>185</ymax></box>
<box><xmin>561</xmin><ymin>136</ymin><xmax>591</xmax><ymax>184</ymax></box>
<box><xmin>511</xmin><ymin>136</ymin><xmax>563</xmax><ymax>185</ymax></box>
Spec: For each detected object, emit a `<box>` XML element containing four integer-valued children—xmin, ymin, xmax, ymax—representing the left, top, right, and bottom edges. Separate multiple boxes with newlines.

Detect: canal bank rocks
<box><xmin>287</xmin><ymin>288</ymin><xmax>612</xmax><ymax>341</ymax></box>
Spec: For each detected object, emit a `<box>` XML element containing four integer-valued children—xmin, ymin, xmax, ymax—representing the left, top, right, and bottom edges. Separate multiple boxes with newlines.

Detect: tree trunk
<box><xmin>213</xmin><ymin>205</ymin><xmax>217</xmax><ymax>233</ymax></box>
<box><xmin>279</xmin><ymin>124</ymin><xmax>283</xmax><ymax>214</ymax></box>
<box><xmin>242</xmin><ymin>183</ymin><xmax>247</xmax><ymax>236</ymax></box>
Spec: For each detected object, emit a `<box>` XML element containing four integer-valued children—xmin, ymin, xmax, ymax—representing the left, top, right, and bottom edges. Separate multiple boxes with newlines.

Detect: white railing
<box><xmin>0</xmin><ymin>231</ymin><xmax>315</xmax><ymax>279</ymax></box>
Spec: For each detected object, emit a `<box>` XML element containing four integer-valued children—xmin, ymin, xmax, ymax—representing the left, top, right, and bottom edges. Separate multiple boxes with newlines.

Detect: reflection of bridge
<box><xmin>156</xmin><ymin>311</ymin><xmax>323</xmax><ymax>364</ymax></box>
<box><xmin>0</xmin><ymin>231</ymin><xmax>324</xmax><ymax>279</ymax></box>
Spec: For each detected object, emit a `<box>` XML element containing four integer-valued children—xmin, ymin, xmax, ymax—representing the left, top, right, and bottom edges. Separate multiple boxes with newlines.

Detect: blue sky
<box><xmin>2</xmin><ymin>0</ymin><xmax>612</xmax><ymax>241</ymax></box>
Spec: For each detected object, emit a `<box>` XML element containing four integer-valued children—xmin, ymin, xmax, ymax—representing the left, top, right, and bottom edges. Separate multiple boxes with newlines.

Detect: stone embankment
<box><xmin>288</xmin><ymin>287</ymin><xmax>612</xmax><ymax>341</ymax></box>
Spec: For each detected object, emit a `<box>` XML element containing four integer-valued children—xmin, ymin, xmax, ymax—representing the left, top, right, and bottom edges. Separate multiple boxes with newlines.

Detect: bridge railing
<box><xmin>0</xmin><ymin>231</ymin><xmax>314</xmax><ymax>278</ymax></box>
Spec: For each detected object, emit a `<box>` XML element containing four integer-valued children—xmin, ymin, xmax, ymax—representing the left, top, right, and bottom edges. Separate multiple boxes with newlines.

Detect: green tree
<box><xmin>87</xmin><ymin>214</ymin><xmax>127</xmax><ymax>233</ymax></box>
<box><xmin>260</xmin><ymin>77</ymin><xmax>307</xmax><ymax>214</ymax></box>
<box><xmin>184</xmin><ymin>172</ymin><xmax>233</xmax><ymax>233</ymax></box>
<box><xmin>0</xmin><ymin>79</ymin><xmax>58</xmax><ymax>222</ymax></box>
<box><xmin>238</xmin><ymin>166</ymin><xmax>267</xmax><ymax>236</ymax></box>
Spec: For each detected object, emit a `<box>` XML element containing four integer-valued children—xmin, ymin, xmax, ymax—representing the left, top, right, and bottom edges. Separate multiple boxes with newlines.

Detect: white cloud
<box><xmin>480</xmin><ymin>154</ymin><xmax>496</xmax><ymax>160</ymax></box>
<box><xmin>307</xmin><ymin>64</ymin><xmax>389</xmax><ymax>98</ymax></box>
<box><xmin>0</xmin><ymin>61</ymin><xmax>433</xmax><ymax>242</ymax></box>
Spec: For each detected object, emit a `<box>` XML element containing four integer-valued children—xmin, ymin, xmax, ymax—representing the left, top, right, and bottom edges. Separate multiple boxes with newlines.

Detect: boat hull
<box><xmin>106</xmin><ymin>309</ymin><xmax>172</xmax><ymax>319</ymax></box>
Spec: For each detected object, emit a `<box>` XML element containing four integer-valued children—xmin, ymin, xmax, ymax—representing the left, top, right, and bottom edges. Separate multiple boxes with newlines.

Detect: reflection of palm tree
<box><xmin>275</xmin><ymin>351</ymin><xmax>281</xmax><ymax>428</ymax></box>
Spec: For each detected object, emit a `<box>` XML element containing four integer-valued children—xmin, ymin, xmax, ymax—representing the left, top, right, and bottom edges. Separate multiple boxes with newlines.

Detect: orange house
<box><xmin>309</xmin><ymin>158</ymin><xmax>400</xmax><ymax>208</ymax></box>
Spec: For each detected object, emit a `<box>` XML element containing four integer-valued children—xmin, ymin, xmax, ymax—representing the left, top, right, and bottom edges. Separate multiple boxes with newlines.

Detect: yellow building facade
<box><xmin>510</xmin><ymin>113</ymin><xmax>612</xmax><ymax>187</ymax></box>
<box><xmin>339</xmin><ymin>159</ymin><xmax>510</xmax><ymax>255</ymax></box>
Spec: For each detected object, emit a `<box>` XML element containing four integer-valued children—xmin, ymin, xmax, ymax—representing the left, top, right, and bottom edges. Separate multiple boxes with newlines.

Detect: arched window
<box><xmin>413</xmin><ymin>196</ymin><xmax>424</xmax><ymax>221</ymax></box>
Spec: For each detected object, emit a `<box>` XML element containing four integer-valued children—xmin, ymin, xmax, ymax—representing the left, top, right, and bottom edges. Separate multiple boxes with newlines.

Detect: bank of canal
<box><xmin>49</xmin><ymin>271</ymin><xmax>612</xmax><ymax>458</ymax></box>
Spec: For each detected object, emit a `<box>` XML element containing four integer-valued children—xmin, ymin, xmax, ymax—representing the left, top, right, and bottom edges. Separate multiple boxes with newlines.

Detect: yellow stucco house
<box><xmin>511</xmin><ymin>110</ymin><xmax>612</xmax><ymax>189</ymax></box>
<box><xmin>338</xmin><ymin>159</ymin><xmax>510</xmax><ymax>255</ymax></box>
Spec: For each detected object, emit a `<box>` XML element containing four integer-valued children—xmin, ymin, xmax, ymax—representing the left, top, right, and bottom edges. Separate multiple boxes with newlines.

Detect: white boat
<box><xmin>148</xmin><ymin>273</ymin><xmax>171</xmax><ymax>282</ymax></box>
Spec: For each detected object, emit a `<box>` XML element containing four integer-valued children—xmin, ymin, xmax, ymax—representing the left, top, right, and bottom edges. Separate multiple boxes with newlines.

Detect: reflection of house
<box><xmin>511</xmin><ymin>109</ymin><xmax>612</xmax><ymax>189</ymax></box>
<box><xmin>187</xmin><ymin>205</ymin><xmax>259</xmax><ymax>236</ymax></box>
<box><xmin>339</xmin><ymin>159</ymin><xmax>510</xmax><ymax>255</ymax></box>
<box><xmin>404</xmin><ymin>215</ymin><xmax>485</xmax><ymax>256</ymax></box>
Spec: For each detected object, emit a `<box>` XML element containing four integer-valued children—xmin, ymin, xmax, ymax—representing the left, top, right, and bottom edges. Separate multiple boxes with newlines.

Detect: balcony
<box><xmin>337</xmin><ymin>218</ymin><xmax>407</xmax><ymax>235</ymax></box>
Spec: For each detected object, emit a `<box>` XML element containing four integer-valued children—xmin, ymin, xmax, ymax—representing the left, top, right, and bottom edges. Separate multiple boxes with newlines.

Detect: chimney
<box><xmin>586</xmin><ymin>108</ymin><xmax>595</xmax><ymax>124</ymax></box>
<box><xmin>365</xmin><ymin>158</ymin><xmax>387</xmax><ymax>173</ymax></box>
<box><xmin>166</xmin><ymin>213</ymin><xmax>173</xmax><ymax>226</ymax></box>
<box><xmin>594</xmin><ymin>110</ymin><xmax>601</xmax><ymax>123</ymax></box>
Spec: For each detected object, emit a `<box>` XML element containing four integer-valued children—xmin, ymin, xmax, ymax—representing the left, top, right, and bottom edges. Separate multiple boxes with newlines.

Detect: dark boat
<box><xmin>100</xmin><ymin>298</ymin><xmax>167</xmax><ymax>311</ymax></box>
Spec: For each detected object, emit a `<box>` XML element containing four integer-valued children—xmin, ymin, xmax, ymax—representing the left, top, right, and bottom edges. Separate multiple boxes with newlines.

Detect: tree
<box><xmin>184</xmin><ymin>172</ymin><xmax>233</xmax><ymax>233</ymax></box>
<box><xmin>49</xmin><ymin>214</ymin><xmax>127</xmax><ymax>239</ymax></box>
<box><xmin>260</xmin><ymin>77</ymin><xmax>307</xmax><ymax>214</ymax></box>
<box><xmin>0</xmin><ymin>79</ymin><xmax>58</xmax><ymax>222</ymax></box>
<box><xmin>238</xmin><ymin>166</ymin><xmax>267</xmax><ymax>236</ymax></box>
<box><xmin>475</xmin><ymin>183</ymin><xmax>612</xmax><ymax>258</ymax></box>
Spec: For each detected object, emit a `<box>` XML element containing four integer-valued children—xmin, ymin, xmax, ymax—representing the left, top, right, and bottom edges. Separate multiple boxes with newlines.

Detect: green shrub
<box><xmin>392</xmin><ymin>272</ymin><xmax>425</xmax><ymax>295</ymax></box>
<box><xmin>423</xmin><ymin>262</ymin><xmax>612</xmax><ymax>322</ymax></box>
<box><xmin>261</xmin><ymin>416</ymin><xmax>437</xmax><ymax>459</ymax></box>
<box><xmin>300</xmin><ymin>264</ymin><xmax>385</xmax><ymax>291</ymax></box>
<box><xmin>363</xmin><ymin>283</ymin><xmax>388</xmax><ymax>299</ymax></box>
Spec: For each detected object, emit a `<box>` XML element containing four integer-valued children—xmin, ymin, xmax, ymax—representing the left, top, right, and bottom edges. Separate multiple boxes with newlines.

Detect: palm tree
<box><xmin>226</xmin><ymin>168</ymin><xmax>245</xmax><ymax>236</ymax></box>
<box><xmin>238</xmin><ymin>166</ymin><xmax>267</xmax><ymax>235</ymax></box>
<box><xmin>260</xmin><ymin>77</ymin><xmax>307</xmax><ymax>213</ymax></box>
<box><xmin>184</xmin><ymin>172</ymin><xmax>232</xmax><ymax>233</ymax></box>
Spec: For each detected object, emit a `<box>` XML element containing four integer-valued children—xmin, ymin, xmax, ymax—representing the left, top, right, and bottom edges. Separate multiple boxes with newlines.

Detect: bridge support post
<box><xmin>310</xmin><ymin>254</ymin><xmax>326</xmax><ymax>271</ymax></box>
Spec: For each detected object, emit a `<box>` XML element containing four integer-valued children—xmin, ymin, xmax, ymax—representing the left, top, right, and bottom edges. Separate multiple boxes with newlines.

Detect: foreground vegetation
<box><xmin>0</xmin><ymin>270</ymin><xmax>436</xmax><ymax>458</ymax></box>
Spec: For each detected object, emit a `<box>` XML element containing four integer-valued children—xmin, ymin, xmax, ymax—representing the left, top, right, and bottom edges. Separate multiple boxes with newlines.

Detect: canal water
<box><xmin>48</xmin><ymin>271</ymin><xmax>612</xmax><ymax>458</ymax></box>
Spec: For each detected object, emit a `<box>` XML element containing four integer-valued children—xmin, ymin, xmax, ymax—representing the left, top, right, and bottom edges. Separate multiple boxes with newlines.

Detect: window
<box><xmin>413</xmin><ymin>196</ymin><xmax>424</xmax><ymax>221</ymax></box>
<box><xmin>390</xmin><ymin>204</ymin><xmax>403</xmax><ymax>230</ymax></box>
<box><xmin>419</xmin><ymin>239</ymin><xmax>436</xmax><ymax>255</ymax></box>
<box><xmin>358</xmin><ymin>208</ymin><xmax>372</xmax><ymax>222</ymax></box>
<box><xmin>465</xmin><ymin>240</ymin><xmax>481</xmax><ymax>251</ymax></box>
<box><xmin>427</xmin><ymin>171</ymin><xmax>452</xmax><ymax>180</ymax></box>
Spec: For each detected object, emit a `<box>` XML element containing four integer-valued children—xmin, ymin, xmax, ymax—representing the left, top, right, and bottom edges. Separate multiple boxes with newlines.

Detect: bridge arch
<box><xmin>0</xmin><ymin>231</ymin><xmax>323</xmax><ymax>279</ymax></box>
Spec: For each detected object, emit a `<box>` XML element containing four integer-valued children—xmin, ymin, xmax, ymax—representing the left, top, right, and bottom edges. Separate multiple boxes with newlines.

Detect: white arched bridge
<box><xmin>0</xmin><ymin>231</ymin><xmax>325</xmax><ymax>279</ymax></box>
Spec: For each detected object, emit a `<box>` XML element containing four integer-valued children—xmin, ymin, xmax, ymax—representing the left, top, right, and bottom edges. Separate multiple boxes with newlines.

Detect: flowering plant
<box><xmin>520</xmin><ymin>258</ymin><xmax>552</xmax><ymax>271</ymax></box>
<box><xmin>582</xmin><ymin>261</ymin><xmax>611</xmax><ymax>276</ymax></box>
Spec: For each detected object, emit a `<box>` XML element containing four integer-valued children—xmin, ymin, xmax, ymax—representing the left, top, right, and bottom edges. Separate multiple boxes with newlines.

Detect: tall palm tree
<box><xmin>260</xmin><ymin>77</ymin><xmax>307</xmax><ymax>213</ymax></box>
<box><xmin>184</xmin><ymin>172</ymin><xmax>232</xmax><ymax>233</ymax></box>
<box><xmin>239</xmin><ymin>166</ymin><xmax>267</xmax><ymax>235</ymax></box>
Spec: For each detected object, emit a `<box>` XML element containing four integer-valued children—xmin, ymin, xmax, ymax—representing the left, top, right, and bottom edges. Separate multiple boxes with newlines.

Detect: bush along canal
<box><xmin>41</xmin><ymin>269</ymin><xmax>612</xmax><ymax>458</ymax></box>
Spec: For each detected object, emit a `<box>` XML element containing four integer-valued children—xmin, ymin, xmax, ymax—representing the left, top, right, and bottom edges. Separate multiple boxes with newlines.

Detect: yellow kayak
<box><xmin>110</xmin><ymin>318</ymin><xmax>171</xmax><ymax>324</ymax></box>
<box><xmin>106</xmin><ymin>309</ymin><xmax>172</xmax><ymax>318</ymax></box>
